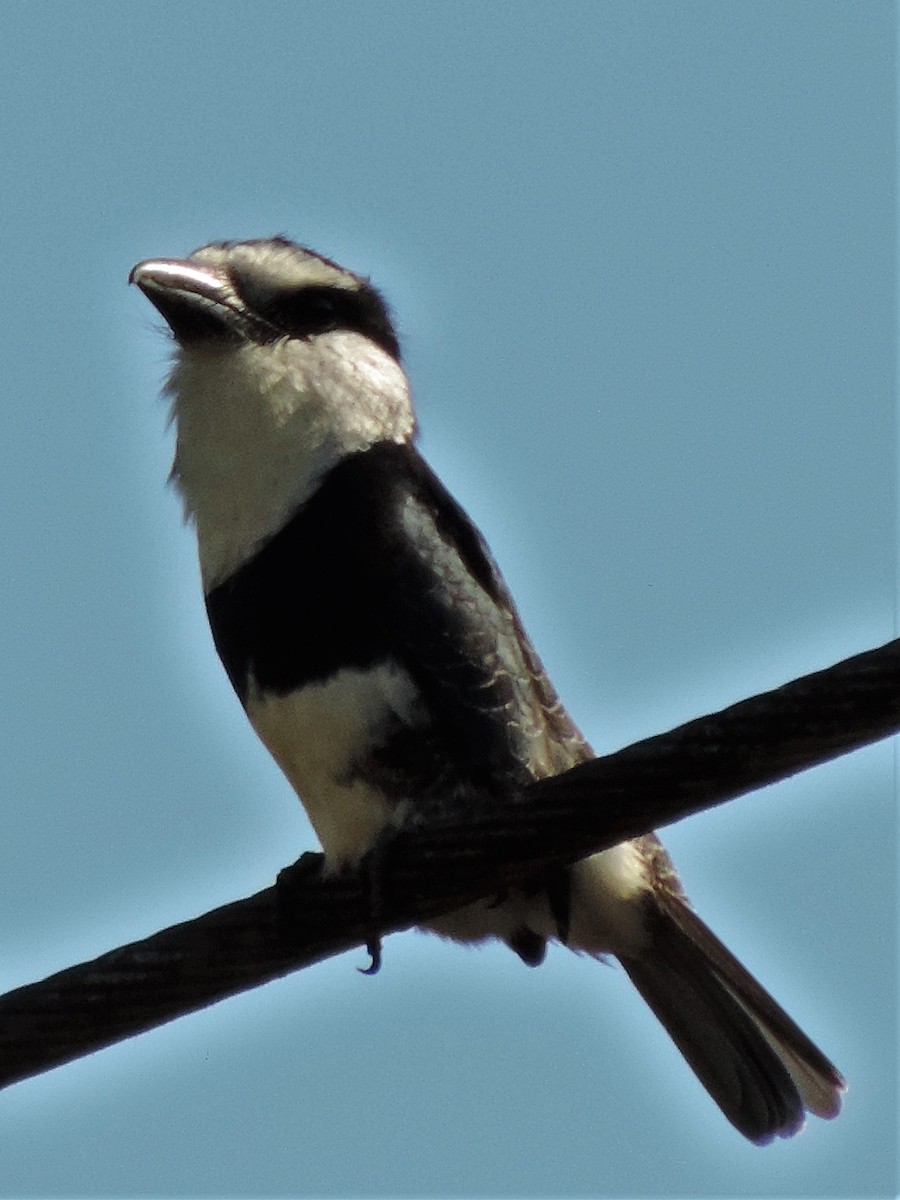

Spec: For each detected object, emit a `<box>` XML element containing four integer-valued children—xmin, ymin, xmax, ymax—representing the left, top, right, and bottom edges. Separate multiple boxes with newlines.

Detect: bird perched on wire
<box><xmin>131</xmin><ymin>236</ymin><xmax>844</xmax><ymax>1143</ymax></box>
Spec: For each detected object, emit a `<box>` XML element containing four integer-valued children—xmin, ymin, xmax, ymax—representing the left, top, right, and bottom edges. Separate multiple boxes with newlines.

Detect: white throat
<box><xmin>168</xmin><ymin>330</ymin><xmax>415</xmax><ymax>591</ymax></box>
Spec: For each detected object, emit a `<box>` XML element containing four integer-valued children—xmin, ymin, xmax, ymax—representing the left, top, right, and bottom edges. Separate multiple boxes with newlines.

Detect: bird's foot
<box><xmin>275</xmin><ymin>850</ymin><xmax>326</xmax><ymax>943</ymax></box>
<box><xmin>274</xmin><ymin>837</ymin><xmax>396</xmax><ymax>975</ymax></box>
<box><xmin>356</xmin><ymin>827</ymin><xmax>400</xmax><ymax>976</ymax></box>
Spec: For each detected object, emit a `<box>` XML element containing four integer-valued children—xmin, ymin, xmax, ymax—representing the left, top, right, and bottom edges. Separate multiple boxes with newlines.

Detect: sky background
<box><xmin>0</xmin><ymin>2</ymin><xmax>894</xmax><ymax>1197</ymax></box>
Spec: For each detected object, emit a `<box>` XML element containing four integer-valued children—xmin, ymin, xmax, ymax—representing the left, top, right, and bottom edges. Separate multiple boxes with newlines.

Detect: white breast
<box><xmin>246</xmin><ymin>662</ymin><xmax>424</xmax><ymax>868</ymax></box>
<box><xmin>168</xmin><ymin>331</ymin><xmax>415</xmax><ymax>590</ymax></box>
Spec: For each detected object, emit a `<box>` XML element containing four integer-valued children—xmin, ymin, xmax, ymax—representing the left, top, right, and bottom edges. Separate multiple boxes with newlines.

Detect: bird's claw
<box><xmin>358</xmin><ymin>934</ymin><xmax>383</xmax><ymax>975</ymax></box>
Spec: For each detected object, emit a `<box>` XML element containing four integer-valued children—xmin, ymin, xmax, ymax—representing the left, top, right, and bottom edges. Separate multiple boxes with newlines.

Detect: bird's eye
<box><xmin>231</xmin><ymin>274</ymin><xmax>400</xmax><ymax>359</ymax></box>
<box><xmin>265</xmin><ymin>286</ymin><xmax>343</xmax><ymax>336</ymax></box>
<box><xmin>303</xmin><ymin>292</ymin><xmax>338</xmax><ymax>323</ymax></box>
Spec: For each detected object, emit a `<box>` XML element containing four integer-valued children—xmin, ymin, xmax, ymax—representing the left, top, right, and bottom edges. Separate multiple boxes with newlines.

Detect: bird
<box><xmin>130</xmin><ymin>236</ymin><xmax>845</xmax><ymax>1143</ymax></box>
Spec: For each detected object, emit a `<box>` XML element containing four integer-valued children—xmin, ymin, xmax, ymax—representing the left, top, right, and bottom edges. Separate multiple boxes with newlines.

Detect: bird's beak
<box><xmin>130</xmin><ymin>257</ymin><xmax>227</xmax><ymax>299</ymax></box>
<box><xmin>130</xmin><ymin>258</ymin><xmax>241</xmax><ymax>343</ymax></box>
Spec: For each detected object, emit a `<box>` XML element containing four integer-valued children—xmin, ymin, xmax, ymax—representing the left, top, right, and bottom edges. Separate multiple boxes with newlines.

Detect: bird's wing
<box><xmin>361</xmin><ymin>444</ymin><xmax>592</xmax><ymax>790</ymax></box>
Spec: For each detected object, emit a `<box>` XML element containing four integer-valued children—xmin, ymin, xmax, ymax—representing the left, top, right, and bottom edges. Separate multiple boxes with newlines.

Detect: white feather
<box><xmin>246</xmin><ymin>662</ymin><xmax>424</xmax><ymax>868</ymax></box>
<box><xmin>168</xmin><ymin>330</ymin><xmax>415</xmax><ymax>590</ymax></box>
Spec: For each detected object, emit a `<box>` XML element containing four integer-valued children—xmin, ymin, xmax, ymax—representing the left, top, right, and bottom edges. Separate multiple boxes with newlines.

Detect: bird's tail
<box><xmin>614</xmin><ymin>891</ymin><xmax>845</xmax><ymax>1143</ymax></box>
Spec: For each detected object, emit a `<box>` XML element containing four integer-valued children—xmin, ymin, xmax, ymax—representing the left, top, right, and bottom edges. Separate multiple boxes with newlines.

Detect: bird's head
<box><xmin>131</xmin><ymin>237</ymin><xmax>415</xmax><ymax>588</ymax></box>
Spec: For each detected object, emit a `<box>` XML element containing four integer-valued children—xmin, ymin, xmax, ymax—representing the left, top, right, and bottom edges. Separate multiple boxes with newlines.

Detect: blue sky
<box><xmin>0</xmin><ymin>2</ymin><xmax>894</xmax><ymax>1196</ymax></box>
